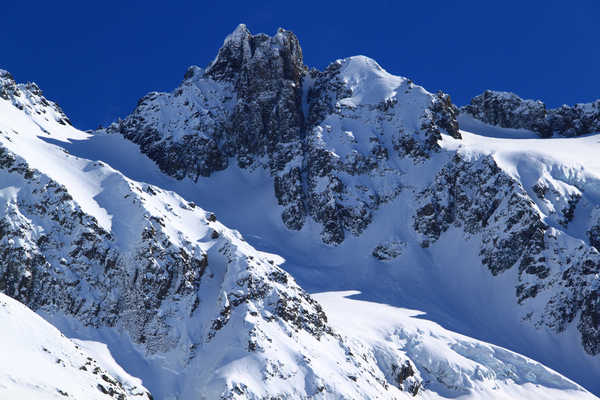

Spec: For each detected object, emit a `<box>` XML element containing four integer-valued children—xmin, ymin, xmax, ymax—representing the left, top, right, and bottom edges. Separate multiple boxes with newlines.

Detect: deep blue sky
<box><xmin>2</xmin><ymin>1</ymin><xmax>599</xmax><ymax>130</ymax></box>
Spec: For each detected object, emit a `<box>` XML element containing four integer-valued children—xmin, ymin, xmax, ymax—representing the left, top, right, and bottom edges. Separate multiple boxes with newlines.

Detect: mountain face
<box><xmin>0</xmin><ymin>74</ymin><xmax>416</xmax><ymax>399</ymax></box>
<box><xmin>3</xmin><ymin>62</ymin><xmax>581</xmax><ymax>400</ymax></box>
<box><xmin>414</xmin><ymin>149</ymin><xmax>600</xmax><ymax>353</ymax></box>
<box><xmin>462</xmin><ymin>89</ymin><xmax>600</xmax><ymax>137</ymax></box>
<box><xmin>102</xmin><ymin>23</ymin><xmax>600</xmax><ymax>371</ymax></box>
<box><xmin>1</xmin><ymin>25</ymin><xmax>600</xmax><ymax>400</ymax></box>
<box><xmin>108</xmin><ymin>24</ymin><xmax>459</xmax><ymax>245</ymax></box>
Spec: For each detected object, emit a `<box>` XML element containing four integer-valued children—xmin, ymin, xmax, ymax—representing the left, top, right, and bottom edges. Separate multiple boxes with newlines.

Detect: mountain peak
<box><xmin>206</xmin><ymin>24</ymin><xmax>304</xmax><ymax>82</ymax></box>
<box><xmin>222</xmin><ymin>23</ymin><xmax>251</xmax><ymax>48</ymax></box>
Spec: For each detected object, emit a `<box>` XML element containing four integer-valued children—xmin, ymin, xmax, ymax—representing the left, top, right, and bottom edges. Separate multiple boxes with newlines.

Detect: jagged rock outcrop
<box><xmin>462</xmin><ymin>90</ymin><xmax>600</xmax><ymax>137</ymax></box>
<box><xmin>107</xmin><ymin>24</ymin><xmax>460</xmax><ymax>245</ymax></box>
<box><xmin>414</xmin><ymin>153</ymin><xmax>600</xmax><ymax>355</ymax></box>
<box><xmin>589</xmin><ymin>208</ymin><xmax>600</xmax><ymax>252</ymax></box>
<box><xmin>372</xmin><ymin>239</ymin><xmax>406</xmax><ymax>261</ymax></box>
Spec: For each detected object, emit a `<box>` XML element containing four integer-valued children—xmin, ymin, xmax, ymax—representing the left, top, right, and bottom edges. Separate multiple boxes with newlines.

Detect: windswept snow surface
<box><xmin>315</xmin><ymin>291</ymin><xmax>596</xmax><ymax>400</ymax></box>
<box><xmin>0</xmin><ymin>293</ymin><xmax>150</xmax><ymax>400</ymax></box>
<box><xmin>335</xmin><ymin>55</ymin><xmax>407</xmax><ymax>106</ymax></box>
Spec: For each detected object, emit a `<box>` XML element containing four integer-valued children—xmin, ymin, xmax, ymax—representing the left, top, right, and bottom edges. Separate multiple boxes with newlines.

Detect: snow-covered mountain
<box><xmin>0</xmin><ymin>68</ymin><xmax>412</xmax><ymax>399</ymax></box>
<box><xmin>108</xmin><ymin>24</ymin><xmax>459</xmax><ymax>245</ymax></box>
<box><xmin>1</xmin><ymin>24</ymin><xmax>600</xmax><ymax>399</ymax></box>
<box><xmin>92</xmin><ymin>23</ymin><xmax>600</xmax><ymax>391</ymax></box>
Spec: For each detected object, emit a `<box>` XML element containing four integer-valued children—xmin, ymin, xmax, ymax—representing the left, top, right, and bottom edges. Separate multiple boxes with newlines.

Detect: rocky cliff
<box><xmin>462</xmin><ymin>89</ymin><xmax>600</xmax><ymax>137</ymax></box>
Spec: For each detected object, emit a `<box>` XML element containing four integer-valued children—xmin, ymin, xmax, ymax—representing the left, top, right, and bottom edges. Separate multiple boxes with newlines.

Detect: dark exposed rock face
<box><xmin>462</xmin><ymin>90</ymin><xmax>600</xmax><ymax>137</ymax></box>
<box><xmin>206</xmin><ymin>24</ymin><xmax>306</xmax><ymax>169</ymax></box>
<box><xmin>372</xmin><ymin>239</ymin><xmax>405</xmax><ymax>261</ymax></box>
<box><xmin>393</xmin><ymin>361</ymin><xmax>420</xmax><ymax>396</ymax></box>
<box><xmin>109</xmin><ymin>25</ymin><xmax>460</xmax><ymax>245</ymax></box>
<box><xmin>589</xmin><ymin>213</ymin><xmax>600</xmax><ymax>252</ymax></box>
<box><xmin>414</xmin><ymin>153</ymin><xmax>600</xmax><ymax>355</ymax></box>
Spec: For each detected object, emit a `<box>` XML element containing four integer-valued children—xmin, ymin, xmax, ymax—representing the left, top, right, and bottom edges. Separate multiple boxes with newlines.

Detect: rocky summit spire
<box><xmin>206</xmin><ymin>24</ymin><xmax>305</xmax><ymax>84</ymax></box>
<box><xmin>202</xmin><ymin>24</ymin><xmax>307</xmax><ymax>169</ymax></box>
<box><xmin>113</xmin><ymin>25</ymin><xmax>462</xmax><ymax>245</ymax></box>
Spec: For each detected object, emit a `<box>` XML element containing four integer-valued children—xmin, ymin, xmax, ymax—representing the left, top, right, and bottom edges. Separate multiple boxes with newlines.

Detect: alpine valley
<box><xmin>1</xmin><ymin>25</ymin><xmax>600</xmax><ymax>399</ymax></box>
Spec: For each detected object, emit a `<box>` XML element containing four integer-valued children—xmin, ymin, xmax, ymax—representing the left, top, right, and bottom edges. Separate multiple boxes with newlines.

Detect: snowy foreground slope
<box><xmin>2</xmin><ymin>67</ymin><xmax>594</xmax><ymax>399</ymax></box>
<box><xmin>0</xmin><ymin>293</ymin><xmax>151</xmax><ymax>399</ymax></box>
<box><xmin>315</xmin><ymin>291</ymin><xmax>595</xmax><ymax>400</ymax></box>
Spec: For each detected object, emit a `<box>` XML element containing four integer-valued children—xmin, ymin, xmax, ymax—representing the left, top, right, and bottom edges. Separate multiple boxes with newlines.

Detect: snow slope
<box><xmin>315</xmin><ymin>291</ymin><xmax>596</xmax><ymax>400</ymax></box>
<box><xmin>0</xmin><ymin>293</ymin><xmax>151</xmax><ymax>400</ymax></box>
